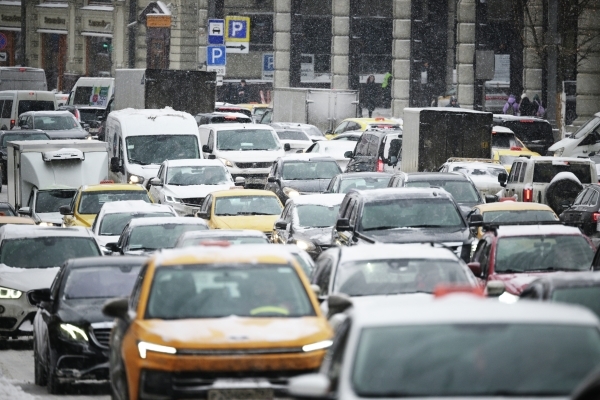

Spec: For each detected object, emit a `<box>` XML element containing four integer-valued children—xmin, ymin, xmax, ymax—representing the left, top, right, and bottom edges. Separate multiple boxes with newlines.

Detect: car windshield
<box><xmin>495</xmin><ymin>235</ymin><xmax>593</xmax><ymax>273</ymax></box>
<box><xmin>145</xmin><ymin>264</ymin><xmax>315</xmax><ymax>319</ymax></box>
<box><xmin>406</xmin><ymin>180</ymin><xmax>481</xmax><ymax>203</ymax></box>
<box><xmin>78</xmin><ymin>109</ymin><xmax>105</xmax><ymax>123</ymax></box>
<box><xmin>552</xmin><ymin>287</ymin><xmax>600</xmax><ymax>318</ymax></box>
<box><xmin>277</xmin><ymin>130</ymin><xmax>309</xmax><ymax>141</ymax></box>
<box><xmin>305</xmin><ymin>126</ymin><xmax>324</xmax><ymax>138</ymax></box>
<box><xmin>35</xmin><ymin>190</ymin><xmax>77</xmax><ymax>213</ymax></box>
<box><xmin>78</xmin><ymin>191</ymin><xmax>151</xmax><ymax>215</ymax></box>
<box><xmin>499</xmin><ymin>155</ymin><xmax>519</xmax><ymax>165</ymax></box>
<box><xmin>296</xmin><ymin>204</ymin><xmax>340</xmax><ymax>228</ymax></box>
<box><xmin>179</xmin><ymin>235</ymin><xmax>269</xmax><ymax>247</ymax></box>
<box><xmin>63</xmin><ymin>266</ymin><xmax>141</xmax><ymax>299</ymax></box>
<box><xmin>533</xmin><ymin>162</ymin><xmax>592</xmax><ymax>184</ymax></box>
<box><xmin>214</xmin><ymin>196</ymin><xmax>282</xmax><ymax>216</ymax></box>
<box><xmin>2</xmin><ymin>133</ymin><xmax>49</xmax><ymax>146</ymax></box>
<box><xmin>491</xmin><ymin>133</ymin><xmax>518</xmax><ymax>148</ymax></box>
<box><xmin>128</xmin><ymin>223</ymin><xmax>208</xmax><ymax>250</ymax></box>
<box><xmin>0</xmin><ymin>237</ymin><xmax>100</xmax><ymax>268</ymax></box>
<box><xmin>216</xmin><ymin>129</ymin><xmax>280</xmax><ymax>151</ymax></box>
<box><xmin>34</xmin><ymin>115</ymin><xmax>79</xmax><ymax>130</ymax></box>
<box><xmin>361</xmin><ymin>198</ymin><xmax>465</xmax><ymax>231</ymax></box>
<box><xmin>282</xmin><ymin>161</ymin><xmax>341</xmax><ymax>180</ymax></box>
<box><xmin>99</xmin><ymin>212</ymin><xmax>174</xmax><ymax>236</ymax></box>
<box><xmin>0</xmin><ymin>205</ymin><xmax>15</xmax><ymax>216</ymax></box>
<box><xmin>167</xmin><ymin>166</ymin><xmax>230</xmax><ymax>186</ymax></box>
<box><xmin>573</xmin><ymin>116</ymin><xmax>600</xmax><ymax>140</ymax></box>
<box><xmin>335</xmin><ymin>258</ymin><xmax>470</xmax><ymax>296</ymax></box>
<box><xmin>339</xmin><ymin>176</ymin><xmax>391</xmax><ymax>193</ymax></box>
<box><xmin>126</xmin><ymin>135</ymin><xmax>200</xmax><ymax>165</ymax></box>
<box><xmin>451</xmin><ymin>165</ymin><xmax>506</xmax><ymax>178</ymax></box>
<box><xmin>482</xmin><ymin>210</ymin><xmax>558</xmax><ymax>223</ymax></box>
<box><xmin>352</xmin><ymin>324</ymin><xmax>600</xmax><ymax>397</ymax></box>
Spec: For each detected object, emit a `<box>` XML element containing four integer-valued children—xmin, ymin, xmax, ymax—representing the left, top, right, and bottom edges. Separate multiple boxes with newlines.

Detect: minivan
<box><xmin>0</xmin><ymin>90</ymin><xmax>56</xmax><ymax>130</ymax></box>
<box><xmin>548</xmin><ymin>112</ymin><xmax>600</xmax><ymax>158</ymax></box>
<box><xmin>68</xmin><ymin>77</ymin><xmax>114</xmax><ymax>108</ymax></box>
<box><xmin>105</xmin><ymin>108</ymin><xmax>202</xmax><ymax>186</ymax></box>
<box><xmin>0</xmin><ymin>67</ymin><xmax>47</xmax><ymax>91</ymax></box>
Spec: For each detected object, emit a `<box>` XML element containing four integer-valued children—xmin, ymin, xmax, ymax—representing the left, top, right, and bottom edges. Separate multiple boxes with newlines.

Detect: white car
<box><xmin>289</xmin><ymin>294</ymin><xmax>600</xmax><ymax>400</ymax></box>
<box><xmin>270</xmin><ymin>122</ymin><xmax>327</xmax><ymax>142</ymax></box>
<box><xmin>330</xmin><ymin>132</ymin><xmax>362</xmax><ymax>142</ymax></box>
<box><xmin>275</xmin><ymin>129</ymin><xmax>314</xmax><ymax>153</ymax></box>
<box><xmin>304</xmin><ymin>140</ymin><xmax>357</xmax><ymax>171</ymax></box>
<box><xmin>91</xmin><ymin>200</ymin><xmax>177</xmax><ymax>251</ymax></box>
<box><xmin>439</xmin><ymin>160</ymin><xmax>507</xmax><ymax>197</ymax></box>
<box><xmin>148</xmin><ymin>159</ymin><xmax>237</xmax><ymax>216</ymax></box>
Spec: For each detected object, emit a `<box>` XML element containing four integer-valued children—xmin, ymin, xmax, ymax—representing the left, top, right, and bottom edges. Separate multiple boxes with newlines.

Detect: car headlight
<box><xmin>165</xmin><ymin>195</ymin><xmax>183</xmax><ymax>204</ymax></box>
<box><xmin>0</xmin><ymin>286</ymin><xmax>22</xmax><ymax>299</ymax></box>
<box><xmin>219</xmin><ymin>158</ymin><xmax>234</xmax><ymax>167</ymax></box>
<box><xmin>302</xmin><ymin>340</ymin><xmax>333</xmax><ymax>352</ymax></box>
<box><xmin>86</xmin><ymin>134</ymin><xmax>93</xmax><ymax>140</ymax></box>
<box><xmin>553</xmin><ymin>147</ymin><xmax>564</xmax><ymax>157</ymax></box>
<box><xmin>128</xmin><ymin>173</ymin><xmax>145</xmax><ymax>184</ymax></box>
<box><xmin>60</xmin><ymin>323</ymin><xmax>88</xmax><ymax>341</ymax></box>
<box><xmin>498</xmin><ymin>291</ymin><xmax>519</xmax><ymax>304</ymax></box>
<box><xmin>295</xmin><ymin>239</ymin><xmax>316</xmax><ymax>252</ymax></box>
<box><xmin>283</xmin><ymin>187</ymin><xmax>300</xmax><ymax>198</ymax></box>
<box><xmin>138</xmin><ymin>341</ymin><xmax>176</xmax><ymax>359</ymax></box>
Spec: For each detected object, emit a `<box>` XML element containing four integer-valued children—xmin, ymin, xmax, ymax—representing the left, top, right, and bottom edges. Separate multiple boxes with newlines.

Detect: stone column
<box><xmin>273</xmin><ymin>0</ymin><xmax>291</xmax><ymax>88</ymax></box>
<box><xmin>113</xmin><ymin>1</ymin><xmax>126</xmax><ymax>70</ymax></box>
<box><xmin>331</xmin><ymin>0</ymin><xmax>349</xmax><ymax>89</ymax></box>
<box><xmin>26</xmin><ymin>0</ymin><xmax>39</xmax><ymax>68</ymax></box>
<box><xmin>169</xmin><ymin>0</ymin><xmax>201</xmax><ymax>70</ymax></box>
<box><xmin>446</xmin><ymin>0</ymin><xmax>457</xmax><ymax>91</ymax></box>
<box><xmin>521</xmin><ymin>0</ymin><xmax>543</xmax><ymax>97</ymax></box>
<box><xmin>197</xmin><ymin>0</ymin><xmax>208</xmax><ymax>69</ymax></box>
<box><xmin>456</xmin><ymin>0</ymin><xmax>475</xmax><ymax>109</ymax></box>
<box><xmin>391</xmin><ymin>0</ymin><xmax>410</xmax><ymax>118</ymax></box>
<box><xmin>575</xmin><ymin>0</ymin><xmax>600</xmax><ymax>125</ymax></box>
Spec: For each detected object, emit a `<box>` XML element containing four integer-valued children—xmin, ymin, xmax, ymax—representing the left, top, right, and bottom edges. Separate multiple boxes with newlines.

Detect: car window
<box><xmin>214</xmin><ymin>195</ymin><xmax>282</xmax><ymax>216</ymax></box>
<box><xmin>533</xmin><ymin>162</ymin><xmax>593</xmax><ymax>184</ymax></box>
<box><xmin>580</xmin><ymin>189</ymin><xmax>594</xmax><ymax>206</ymax></box>
<box><xmin>314</xmin><ymin>257</ymin><xmax>333</xmax><ymax>295</ymax></box>
<box><xmin>511</xmin><ymin>163</ymin><xmax>521</xmax><ymax>182</ymax></box>
<box><xmin>589</xmin><ymin>190</ymin><xmax>599</xmax><ymax>206</ymax></box>
<box><xmin>518</xmin><ymin>163</ymin><xmax>527</xmax><ymax>182</ymax></box>
<box><xmin>130</xmin><ymin>264</ymin><xmax>149</xmax><ymax>310</ymax></box>
<box><xmin>1</xmin><ymin>100</ymin><xmax>12</xmax><ymax>118</ymax></box>
<box><xmin>334</xmin><ymin>122</ymin><xmax>348</xmax><ymax>134</ymax></box>
<box><xmin>0</xmin><ymin>237</ymin><xmax>100</xmax><ymax>268</ymax></box>
<box><xmin>573</xmin><ymin>190</ymin><xmax>587</xmax><ymax>205</ymax></box>
<box><xmin>282</xmin><ymin>161</ymin><xmax>341</xmax><ymax>180</ymax></box>
<box><xmin>347</xmin><ymin>122</ymin><xmax>361</xmax><ymax>131</ymax></box>
<box><xmin>63</xmin><ymin>266</ymin><xmax>141</xmax><ymax>299</ymax></box>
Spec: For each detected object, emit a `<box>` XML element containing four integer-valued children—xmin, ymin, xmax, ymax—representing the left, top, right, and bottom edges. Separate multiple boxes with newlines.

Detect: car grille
<box><xmin>235</xmin><ymin>162</ymin><xmax>272</xmax><ymax>169</ymax></box>
<box><xmin>182</xmin><ymin>197</ymin><xmax>205</xmax><ymax>207</ymax></box>
<box><xmin>91</xmin><ymin>327</ymin><xmax>111</xmax><ymax>348</ymax></box>
<box><xmin>0</xmin><ymin>317</ymin><xmax>16</xmax><ymax>329</ymax></box>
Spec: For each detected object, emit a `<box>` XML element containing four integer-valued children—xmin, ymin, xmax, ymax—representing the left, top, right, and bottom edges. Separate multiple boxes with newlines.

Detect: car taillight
<box><xmin>10</xmin><ymin>119</ymin><xmax>15</xmax><ymax>129</ymax></box>
<box><xmin>593</xmin><ymin>213</ymin><xmax>600</xmax><ymax>222</ymax></box>
<box><xmin>377</xmin><ymin>158</ymin><xmax>384</xmax><ymax>172</ymax></box>
<box><xmin>510</xmin><ymin>146</ymin><xmax>522</xmax><ymax>151</ymax></box>
<box><xmin>523</xmin><ymin>188</ymin><xmax>533</xmax><ymax>202</ymax></box>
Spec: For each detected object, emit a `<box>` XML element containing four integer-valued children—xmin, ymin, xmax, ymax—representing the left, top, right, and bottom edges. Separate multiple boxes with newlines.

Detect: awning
<box><xmin>37</xmin><ymin>29</ymin><xmax>68</xmax><ymax>35</ymax></box>
<box><xmin>81</xmin><ymin>32</ymin><xmax>113</xmax><ymax>38</ymax></box>
<box><xmin>0</xmin><ymin>27</ymin><xmax>21</xmax><ymax>32</ymax></box>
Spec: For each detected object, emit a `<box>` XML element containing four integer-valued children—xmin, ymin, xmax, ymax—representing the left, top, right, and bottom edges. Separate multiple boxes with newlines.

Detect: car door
<box><xmin>504</xmin><ymin>161</ymin><xmax>522</xmax><ymax>199</ymax></box>
<box><xmin>579</xmin><ymin>188</ymin><xmax>599</xmax><ymax>234</ymax></box>
<box><xmin>36</xmin><ymin>267</ymin><xmax>64</xmax><ymax>369</ymax></box>
<box><xmin>381</xmin><ymin>134</ymin><xmax>402</xmax><ymax>172</ymax></box>
<box><xmin>471</xmin><ymin>238</ymin><xmax>491</xmax><ymax>283</ymax></box>
<box><xmin>149</xmin><ymin>163</ymin><xmax>165</xmax><ymax>201</ymax></box>
<box><xmin>264</xmin><ymin>161</ymin><xmax>280</xmax><ymax>195</ymax></box>
<box><xmin>345</xmin><ymin>134</ymin><xmax>372</xmax><ymax>172</ymax></box>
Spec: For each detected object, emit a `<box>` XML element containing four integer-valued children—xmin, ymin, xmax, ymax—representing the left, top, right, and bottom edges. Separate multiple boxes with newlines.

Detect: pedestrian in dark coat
<box><xmin>519</xmin><ymin>93</ymin><xmax>535</xmax><ymax>116</ymax></box>
<box><xmin>363</xmin><ymin>75</ymin><xmax>378</xmax><ymax>118</ymax></box>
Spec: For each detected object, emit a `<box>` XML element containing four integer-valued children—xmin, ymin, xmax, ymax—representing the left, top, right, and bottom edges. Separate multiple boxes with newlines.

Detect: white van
<box><xmin>549</xmin><ymin>112</ymin><xmax>600</xmax><ymax>158</ymax></box>
<box><xmin>68</xmin><ymin>77</ymin><xmax>114</xmax><ymax>108</ymax></box>
<box><xmin>0</xmin><ymin>67</ymin><xmax>47</xmax><ymax>91</ymax></box>
<box><xmin>198</xmin><ymin>123</ymin><xmax>285</xmax><ymax>187</ymax></box>
<box><xmin>105</xmin><ymin>108</ymin><xmax>203</xmax><ymax>185</ymax></box>
<box><xmin>0</xmin><ymin>90</ymin><xmax>56</xmax><ymax>130</ymax></box>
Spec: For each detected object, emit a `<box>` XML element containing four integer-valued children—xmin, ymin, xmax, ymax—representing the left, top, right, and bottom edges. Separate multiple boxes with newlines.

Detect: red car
<box><xmin>469</xmin><ymin>224</ymin><xmax>595</xmax><ymax>299</ymax></box>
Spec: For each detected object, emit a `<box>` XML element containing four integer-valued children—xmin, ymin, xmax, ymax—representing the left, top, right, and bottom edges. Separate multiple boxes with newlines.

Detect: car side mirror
<box><xmin>102</xmin><ymin>297</ymin><xmax>129</xmax><ymax>320</ymax></box>
<box><xmin>388</xmin><ymin>155</ymin><xmax>398</xmax><ymax>166</ymax></box>
<box><xmin>20</xmin><ymin>124</ymin><xmax>30</xmax><ymax>129</ymax></box>
<box><xmin>325</xmin><ymin>129</ymin><xmax>333</xmax><ymax>135</ymax></box>
<box><xmin>336</xmin><ymin>218</ymin><xmax>352</xmax><ymax>231</ymax></box>
<box><xmin>18</xmin><ymin>206</ymin><xmax>32</xmax><ymax>216</ymax></box>
<box><xmin>561</xmin><ymin>200</ymin><xmax>572</xmax><ymax>210</ymax></box>
<box><xmin>234</xmin><ymin>176</ymin><xmax>246</xmax><ymax>186</ymax></box>
<box><xmin>196</xmin><ymin>210</ymin><xmax>209</xmax><ymax>219</ymax></box>
<box><xmin>27</xmin><ymin>288</ymin><xmax>52</xmax><ymax>306</ymax></box>
<box><xmin>486</xmin><ymin>281</ymin><xmax>505</xmax><ymax>297</ymax></box>
<box><xmin>110</xmin><ymin>156</ymin><xmax>123</xmax><ymax>173</ymax></box>
<box><xmin>344</xmin><ymin>150</ymin><xmax>353</xmax><ymax>159</ymax></box>
<box><xmin>149</xmin><ymin>177</ymin><xmax>162</xmax><ymax>186</ymax></box>
<box><xmin>59</xmin><ymin>205</ymin><xmax>73</xmax><ymax>216</ymax></box>
<box><xmin>485</xmin><ymin>195</ymin><xmax>498</xmax><ymax>203</ymax></box>
<box><xmin>467</xmin><ymin>261</ymin><xmax>482</xmax><ymax>277</ymax></box>
<box><xmin>327</xmin><ymin>293</ymin><xmax>353</xmax><ymax>317</ymax></box>
<box><xmin>274</xmin><ymin>219</ymin><xmax>288</xmax><ymax>230</ymax></box>
<box><xmin>288</xmin><ymin>374</ymin><xmax>331</xmax><ymax>400</ymax></box>
<box><xmin>267</xmin><ymin>176</ymin><xmax>277</xmax><ymax>183</ymax></box>
<box><xmin>202</xmin><ymin>144</ymin><xmax>211</xmax><ymax>153</ymax></box>
<box><xmin>468</xmin><ymin>214</ymin><xmax>484</xmax><ymax>227</ymax></box>
<box><xmin>105</xmin><ymin>242</ymin><xmax>120</xmax><ymax>253</ymax></box>
<box><xmin>498</xmin><ymin>172</ymin><xmax>508</xmax><ymax>187</ymax></box>
<box><xmin>310</xmin><ymin>284</ymin><xmax>321</xmax><ymax>298</ymax></box>
<box><xmin>81</xmin><ymin>123</ymin><xmax>90</xmax><ymax>131</ymax></box>
<box><xmin>284</xmin><ymin>143</ymin><xmax>291</xmax><ymax>151</ymax></box>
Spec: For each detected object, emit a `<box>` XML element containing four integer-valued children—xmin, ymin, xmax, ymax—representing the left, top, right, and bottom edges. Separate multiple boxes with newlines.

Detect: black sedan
<box><xmin>29</xmin><ymin>256</ymin><xmax>146</xmax><ymax>394</ymax></box>
<box><xmin>326</xmin><ymin>172</ymin><xmax>392</xmax><ymax>193</ymax></box>
<box><xmin>560</xmin><ymin>184</ymin><xmax>600</xmax><ymax>236</ymax></box>
<box><xmin>264</xmin><ymin>154</ymin><xmax>342</xmax><ymax>203</ymax></box>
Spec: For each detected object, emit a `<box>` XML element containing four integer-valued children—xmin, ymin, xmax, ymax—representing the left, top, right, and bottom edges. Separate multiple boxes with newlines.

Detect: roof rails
<box><xmin>481</xmin><ymin>220</ymin><xmax>563</xmax><ymax>234</ymax></box>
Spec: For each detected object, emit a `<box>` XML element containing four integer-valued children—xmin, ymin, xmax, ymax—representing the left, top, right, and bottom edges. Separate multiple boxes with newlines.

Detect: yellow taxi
<box><xmin>60</xmin><ymin>183</ymin><xmax>152</xmax><ymax>227</ymax></box>
<box><xmin>237</xmin><ymin>103</ymin><xmax>271</xmax><ymax>122</ymax></box>
<box><xmin>326</xmin><ymin>117</ymin><xmax>400</xmax><ymax>139</ymax></box>
<box><xmin>492</xmin><ymin>148</ymin><xmax>540</xmax><ymax>172</ymax></box>
<box><xmin>103</xmin><ymin>244</ymin><xmax>333</xmax><ymax>400</ymax></box>
<box><xmin>196</xmin><ymin>189</ymin><xmax>283</xmax><ymax>239</ymax></box>
<box><xmin>470</xmin><ymin>201</ymin><xmax>559</xmax><ymax>238</ymax></box>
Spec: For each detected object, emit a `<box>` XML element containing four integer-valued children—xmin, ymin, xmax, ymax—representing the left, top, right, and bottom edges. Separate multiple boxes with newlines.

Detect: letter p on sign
<box><xmin>225</xmin><ymin>16</ymin><xmax>250</xmax><ymax>42</ymax></box>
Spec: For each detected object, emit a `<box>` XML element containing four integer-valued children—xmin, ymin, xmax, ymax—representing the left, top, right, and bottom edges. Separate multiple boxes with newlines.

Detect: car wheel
<box><xmin>33</xmin><ymin>335</ymin><xmax>47</xmax><ymax>386</ymax></box>
<box><xmin>46</xmin><ymin>346</ymin><xmax>64</xmax><ymax>395</ymax></box>
<box><xmin>110</xmin><ymin>361</ymin><xmax>130</xmax><ymax>400</ymax></box>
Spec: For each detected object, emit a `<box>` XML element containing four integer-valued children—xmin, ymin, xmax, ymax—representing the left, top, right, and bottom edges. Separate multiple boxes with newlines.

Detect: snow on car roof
<box><xmin>447</xmin><ymin>162</ymin><xmax>506</xmax><ymax>170</ymax></box>
<box><xmin>338</xmin><ymin>172</ymin><xmax>393</xmax><ymax>179</ymax></box>
<box><xmin>66</xmin><ymin>256</ymin><xmax>148</xmax><ymax>269</ymax></box>
<box><xmin>350</xmin><ymin>187</ymin><xmax>453</xmax><ymax>201</ymax></box>
<box><xmin>338</xmin><ymin>243</ymin><xmax>460</xmax><ymax>264</ymax></box>
<box><xmin>97</xmin><ymin>200</ymin><xmax>173</xmax><ymax>215</ymax></box>
<box><xmin>163</xmin><ymin>159</ymin><xmax>226</xmax><ymax>168</ymax></box>
<box><xmin>493</xmin><ymin>114</ymin><xmax>547</xmax><ymax>122</ymax></box>
<box><xmin>474</xmin><ymin>202</ymin><xmax>555</xmax><ymax>212</ymax></box>
<box><xmin>289</xmin><ymin>193</ymin><xmax>346</xmax><ymax>206</ymax></box>
<box><xmin>351</xmin><ymin>295</ymin><xmax>599</xmax><ymax>327</ymax></box>
<box><xmin>203</xmin><ymin>123</ymin><xmax>275</xmax><ymax>130</ymax></box>
<box><xmin>404</xmin><ymin>172</ymin><xmax>471</xmax><ymax>181</ymax></box>
<box><xmin>178</xmin><ymin>229</ymin><xmax>267</xmax><ymax>239</ymax></box>
<box><xmin>127</xmin><ymin>216</ymin><xmax>208</xmax><ymax>228</ymax></box>
<box><xmin>492</xmin><ymin>125</ymin><xmax>515</xmax><ymax>133</ymax></box>
<box><xmin>280</xmin><ymin>153</ymin><xmax>338</xmax><ymax>162</ymax></box>
<box><xmin>0</xmin><ymin>225</ymin><xmax>95</xmax><ymax>239</ymax></box>
<box><xmin>495</xmin><ymin>224</ymin><xmax>585</xmax><ymax>237</ymax></box>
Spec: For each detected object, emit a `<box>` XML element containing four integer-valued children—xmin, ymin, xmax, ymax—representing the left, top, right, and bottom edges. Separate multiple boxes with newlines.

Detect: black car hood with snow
<box><xmin>57</xmin><ymin>298</ymin><xmax>113</xmax><ymax>325</ymax></box>
<box><xmin>282</xmin><ymin>179</ymin><xmax>331</xmax><ymax>194</ymax></box>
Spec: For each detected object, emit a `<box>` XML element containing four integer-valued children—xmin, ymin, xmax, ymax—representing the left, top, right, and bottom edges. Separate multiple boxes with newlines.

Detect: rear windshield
<box><xmin>406</xmin><ymin>180</ymin><xmax>481</xmax><ymax>204</ymax></box>
<box><xmin>277</xmin><ymin>130</ymin><xmax>309</xmax><ymax>141</ymax></box>
<box><xmin>179</xmin><ymin>235</ymin><xmax>269</xmax><ymax>247</ymax></box>
<box><xmin>99</xmin><ymin>212</ymin><xmax>174</xmax><ymax>236</ymax></box>
<box><xmin>18</xmin><ymin>101</ymin><xmax>54</xmax><ymax>115</ymax></box>
<box><xmin>72</xmin><ymin>87</ymin><xmax>93</xmax><ymax>105</ymax></box>
<box><xmin>552</xmin><ymin>287</ymin><xmax>600</xmax><ymax>319</ymax></box>
<box><xmin>35</xmin><ymin>190</ymin><xmax>77</xmax><ymax>213</ymax></box>
<box><xmin>63</xmin><ymin>266</ymin><xmax>141</xmax><ymax>299</ymax></box>
<box><xmin>209</xmin><ymin>116</ymin><xmax>250</xmax><ymax>124</ymax></box>
<box><xmin>499</xmin><ymin>120</ymin><xmax>552</xmax><ymax>142</ymax></box>
<box><xmin>128</xmin><ymin>223</ymin><xmax>208</xmax><ymax>250</ymax></box>
<box><xmin>532</xmin><ymin>162</ymin><xmax>592</xmax><ymax>183</ymax></box>
<box><xmin>0</xmin><ymin>237</ymin><xmax>100</xmax><ymax>268</ymax></box>
<box><xmin>79</xmin><ymin>191</ymin><xmax>151</xmax><ymax>215</ymax></box>
<box><xmin>2</xmin><ymin>133</ymin><xmax>48</xmax><ymax>146</ymax></box>
<box><xmin>492</xmin><ymin>133</ymin><xmax>518</xmax><ymax>148</ymax></box>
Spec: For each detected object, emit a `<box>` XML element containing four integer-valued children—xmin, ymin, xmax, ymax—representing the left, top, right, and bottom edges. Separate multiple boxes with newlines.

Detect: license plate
<box><xmin>208</xmin><ymin>389</ymin><xmax>273</xmax><ymax>400</ymax></box>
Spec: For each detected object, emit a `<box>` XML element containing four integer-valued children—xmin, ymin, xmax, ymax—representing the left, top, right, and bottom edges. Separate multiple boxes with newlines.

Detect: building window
<box><xmin>86</xmin><ymin>36</ymin><xmax>112</xmax><ymax>77</ymax></box>
<box><xmin>249</xmin><ymin>14</ymin><xmax>272</xmax><ymax>48</ymax></box>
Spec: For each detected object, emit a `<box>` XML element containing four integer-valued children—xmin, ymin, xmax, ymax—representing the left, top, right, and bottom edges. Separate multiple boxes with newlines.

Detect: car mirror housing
<box><xmin>149</xmin><ymin>177</ymin><xmax>163</xmax><ymax>186</ymax></box>
<box><xmin>27</xmin><ymin>288</ymin><xmax>52</xmax><ymax>306</ymax></box>
<box><xmin>327</xmin><ymin>293</ymin><xmax>353</xmax><ymax>316</ymax></box>
<box><xmin>486</xmin><ymin>281</ymin><xmax>505</xmax><ymax>297</ymax></box>
<box><xmin>18</xmin><ymin>206</ymin><xmax>32</xmax><ymax>216</ymax></box>
<box><xmin>284</xmin><ymin>143</ymin><xmax>291</xmax><ymax>151</ymax></box>
<box><xmin>196</xmin><ymin>210</ymin><xmax>209</xmax><ymax>219</ymax></box>
<box><xmin>468</xmin><ymin>214</ymin><xmax>484</xmax><ymax>227</ymax></box>
<box><xmin>105</xmin><ymin>242</ymin><xmax>120</xmax><ymax>253</ymax></box>
<box><xmin>274</xmin><ymin>219</ymin><xmax>288</xmax><ymax>230</ymax></box>
<box><xmin>336</xmin><ymin>218</ymin><xmax>352</xmax><ymax>231</ymax></box>
<box><xmin>59</xmin><ymin>205</ymin><xmax>73</xmax><ymax>216</ymax></box>
<box><xmin>234</xmin><ymin>176</ymin><xmax>246</xmax><ymax>186</ymax></box>
<box><xmin>202</xmin><ymin>144</ymin><xmax>212</xmax><ymax>153</ymax></box>
<box><xmin>102</xmin><ymin>297</ymin><xmax>129</xmax><ymax>320</ymax></box>
<box><xmin>267</xmin><ymin>176</ymin><xmax>277</xmax><ymax>183</ymax></box>
<box><xmin>344</xmin><ymin>150</ymin><xmax>353</xmax><ymax>159</ymax></box>
<box><xmin>288</xmin><ymin>373</ymin><xmax>332</xmax><ymax>399</ymax></box>
<box><xmin>498</xmin><ymin>172</ymin><xmax>508</xmax><ymax>187</ymax></box>
<box><xmin>110</xmin><ymin>156</ymin><xmax>123</xmax><ymax>173</ymax></box>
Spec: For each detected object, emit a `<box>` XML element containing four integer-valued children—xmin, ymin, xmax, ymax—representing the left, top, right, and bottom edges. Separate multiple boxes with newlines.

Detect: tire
<box><xmin>46</xmin><ymin>346</ymin><xmax>64</xmax><ymax>395</ymax></box>
<box><xmin>33</xmin><ymin>336</ymin><xmax>47</xmax><ymax>386</ymax></box>
<box><xmin>546</xmin><ymin>176</ymin><xmax>583</xmax><ymax>215</ymax></box>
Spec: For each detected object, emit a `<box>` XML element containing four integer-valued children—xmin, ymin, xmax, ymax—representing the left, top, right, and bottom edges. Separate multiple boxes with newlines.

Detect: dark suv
<box><xmin>560</xmin><ymin>184</ymin><xmax>600</xmax><ymax>236</ymax></box>
<box><xmin>344</xmin><ymin>129</ymin><xmax>402</xmax><ymax>173</ymax></box>
<box><xmin>493</xmin><ymin>114</ymin><xmax>554</xmax><ymax>155</ymax></box>
<box><xmin>333</xmin><ymin>187</ymin><xmax>473</xmax><ymax>261</ymax></box>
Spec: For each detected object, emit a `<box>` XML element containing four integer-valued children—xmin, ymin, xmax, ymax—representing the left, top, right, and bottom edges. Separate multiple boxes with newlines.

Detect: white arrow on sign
<box><xmin>225</xmin><ymin>42</ymin><xmax>249</xmax><ymax>54</ymax></box>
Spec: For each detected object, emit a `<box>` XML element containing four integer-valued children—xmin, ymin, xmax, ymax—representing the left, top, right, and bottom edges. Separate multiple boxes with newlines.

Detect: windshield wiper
<box><xmin>128</xmin><ymin>246</ymin><xmax>157</xmax><ymax>251</ymax></box>
<box><xmin>497</xmin><ymin>268</ymin><xmax>524</xmax><ymax>273</ymax></box>
<box><xmin>237</xmin><ymin>212</ymin><xmax>274</xmax><ymax>215</ymax></box>
<box><xmin>362</xmin><ymin>225</ymin><xmax>404</xmax><ymax>231</ymax></box>
<box><xmin>528</xmin><ymin>267</ymin><xmax>583</xmax><ymax>272</ymax></box>
<box><xmin>128</xmin><ymin>158</ymin><xmax>149</xmax><ymax>165</ymax></box>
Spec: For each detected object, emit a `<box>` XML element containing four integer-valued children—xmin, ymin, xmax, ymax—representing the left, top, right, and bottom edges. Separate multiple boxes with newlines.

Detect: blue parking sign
<box><xmin>207</xmin><ymin>45</ymin><xmax>226</xmax><ymax>66</ymax></box>
<box><xmin>263</xmin><ymin>54</ymin><xmax>274</xmax><ymax>72</ymax></box>
<box><xmin>225</xmin><ymin>16</ymin><xmax>250</xmax><ymax>42</ymax></box>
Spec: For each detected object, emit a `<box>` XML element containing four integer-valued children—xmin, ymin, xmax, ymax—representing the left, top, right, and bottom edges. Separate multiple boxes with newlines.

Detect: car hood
<box><xmin>44</xmin><ymin>129</ymin><xmax>88</xmax><ymax>139</ymax></box>
<box><xmin>212</xmin><ymin>215</ymin><xmax>280</xmax><ymax>232</ymax></box>
<box><xmin>59</xmin><ymin>298</ymin><xmax>113</xmax><ymax>324</ymax></box>
<box><xmin>364</xmin><ymin>227</ymin><xmax>470</xmax><ymax>244</ymax></box>
<box><xmin>295</xmin><ymin>227</ymin><xmax>335</xmax><ymax>246</ymax></box>
<box><xmin>548</xmin><ymin>137</ymin><xmax>578</xmax><ymax>151</ymax></box>
<box><xmin>0</xmin><ymin>265</ymin><xmax>60</xmax><ymax>291</ymax></box>
<box><xmin>164</xmin><ymin>184</ymin><xmax>233</xmax><ymax>198</ymax></box>
<box><xmin>219</xmin><ymin>150</ymin><xmax>284</xmax><ymax>162</ymax></box>
<box><xmin>36</xmin><ymin>212</ymin><xmax>63</xmax><ymax>225</ymax></box>
<box><xmin>95</xmin><ymin>234</ymin><xmax>119</xmax><ymax>247</ymax></box>
<box><xmin>126</xmin><ymin>164</ymin><xmax>160</xmax><ymax>181</ymax></box>
<box><xmin>490</xmin><ymin>271</ymin><xmax>566</xmax><ymax>295</ymax></box>
<box><xmin>76</xmin><ymin>214</ymin><xmax>97</xmax><ymax>228</ymax></box>
<box><xmin>135</xmin><ymin>316</ymin><xmax>331</xmax><ymax>349</ymax></box>
<box><xmin>281</xmin><ymin>179</ymin><xmax>332</xmax><ymax>193</ymax></box>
